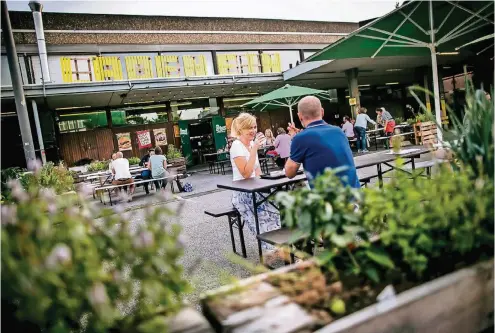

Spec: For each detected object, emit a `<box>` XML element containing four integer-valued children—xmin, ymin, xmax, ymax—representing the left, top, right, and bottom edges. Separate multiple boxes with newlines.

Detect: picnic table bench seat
<box><xmin>205</xmin><ymin>206</ymin><xmax>246</xmax><ymax>258</ymax></box>
<box><xmin>95</xmin><ymin>174</ymin><xmax>182</xmax><ymax>206</ymax></box>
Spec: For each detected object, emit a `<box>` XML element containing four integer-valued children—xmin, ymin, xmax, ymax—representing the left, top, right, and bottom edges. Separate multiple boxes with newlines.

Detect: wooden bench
<box><xmin>359</xmin><ymin>174</ymin><xmax>378</xmax><ymax>187</ymax></box>
<box><xmin>403</xmin><ymin>159</ymin><xmax>448</xmax><ymax>177</ymax></box>
<box><xmin>95</xmin><ymin>174</ymin><xmax>182</xmax><ymax>206</ymax></box>
<box><xmin>256</xmin><ymin>228</ymin><xmax>312</xmax><ymax>265</ymax></box>
<box><xmin>204</xmin><ymin>206</ymin><xmax>247</xmax><ymax>258</ymax></box>
<box><xmin>374</xmin><ymin>132</ymin><xmax>414</xmax><ymax>150</ymax></box>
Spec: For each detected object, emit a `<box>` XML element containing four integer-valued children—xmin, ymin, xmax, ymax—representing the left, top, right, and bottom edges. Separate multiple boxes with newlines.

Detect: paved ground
<box><xmin>91</xmin><ymin>149</ymin><xmax>434</xmax><ymax>310</ymax></box>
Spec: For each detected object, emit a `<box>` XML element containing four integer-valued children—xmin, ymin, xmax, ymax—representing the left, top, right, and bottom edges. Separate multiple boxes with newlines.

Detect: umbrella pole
<box><xmin>288</xmin><ymin>105</ymin><xmax>294</xmax><ymax>124</ymax></box>
<box><xmin>429</xmin><ymin>0</ymin><xmax>443</xmax><ymax>143</ymax></box>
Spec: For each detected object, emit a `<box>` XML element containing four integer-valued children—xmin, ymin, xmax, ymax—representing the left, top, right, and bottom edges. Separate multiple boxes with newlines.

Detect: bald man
<box><xmin>285</xmin><ymin>96</ymin><xmax>359</xmax><ymax>189</ymax></box>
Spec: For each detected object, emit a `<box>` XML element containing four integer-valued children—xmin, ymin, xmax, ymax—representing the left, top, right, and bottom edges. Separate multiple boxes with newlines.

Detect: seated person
<box><xmin>149</xmin><ymin>146</ymin><xmax>169</xmax><ymax>191</ymax></box>
<box><xmin>111</xmin><ymin>152</ymin><xmax>135</xmax><ymax>201</ymax></box>
<box><xmin>229</xmin><ymin>112</ymin><xmax>284</xmax><ymax>262</ymax></box>
<box><xmin>273</xmin><ymin>127</ymin><xmax>292</xmax><ymax>169</ymax></box>
<box><xmin>342</xmin><ymin>116</ymin><xmax>355</xmax><ymax>140</ymax></box>
<box><xmin>285</xmin><ymin>96</ymin><xmax>359</xmax><ymax>189</ymax></box>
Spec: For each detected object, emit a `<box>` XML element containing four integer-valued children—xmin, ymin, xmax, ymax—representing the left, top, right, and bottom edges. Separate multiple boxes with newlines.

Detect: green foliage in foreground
<box><xmin>2</xmin><ymin>173</ymin><xmax>190</xmax><ymax>333</ymax></box>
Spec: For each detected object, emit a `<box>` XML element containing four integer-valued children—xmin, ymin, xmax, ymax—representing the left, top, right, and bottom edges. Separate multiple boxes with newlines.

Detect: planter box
<box><xmin>167</xmin><ymin>307</ymin><xmax>214</xmax><ymax>333</ymax></box>
<box><xmin>201</xmin><ymin>259</ymin><xmax>493</xmax><ymax>333</ymax></box>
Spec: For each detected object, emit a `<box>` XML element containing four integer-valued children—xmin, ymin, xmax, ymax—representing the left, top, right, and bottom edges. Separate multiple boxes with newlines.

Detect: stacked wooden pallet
<box><xmin>420</xmin><ymin>121</ymin><xmax>438</xmax><ymax>146</ymax></box>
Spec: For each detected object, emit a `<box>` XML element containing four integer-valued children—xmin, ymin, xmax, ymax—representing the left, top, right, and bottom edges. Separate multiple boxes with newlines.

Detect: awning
<box><xmin>295</xmin><ymin>0</ymin><xmax>494</xmax><ymax>141</ymax></box>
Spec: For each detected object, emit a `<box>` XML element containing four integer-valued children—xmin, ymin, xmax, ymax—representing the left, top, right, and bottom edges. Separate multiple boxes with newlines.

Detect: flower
<box><xmin>45</xmin><ymin>244</ymin><xmax>72</xmax><ymax>269</ymax></box>
<box><xmin>47</xmin><ymin>203</ymin><xmax>57</xmax><ymax>215</ymax></box>
<box><xmin>177</xmin><ymin>234</ymin><xmax>188</xmax><ymax>250</ymax></box>
<box><xmin>40</xmin><ymin>188</ymin><xmax>56</xmax><ymax>202</ymax></box>
<box><xmin>88</xmin><ymin>282</ymin><xmax>109</xmax><ymax>307</ymax></box>
<box><xmin>133</xmin><ymin>230</ymin><xmax>154</xmax><ymax>249</ymax></box>
<box><xmin>27</xmin><ymin>159</ymin><xmax>42</xmax><ymax>174</ymax></box>
<box><xmin>78</xmin><ymin>184</ymin><xmax>94</xmax><ymax>197</ymax></box>
<box><xmin>11</xmin><ymin>185</ymin><xmax>28</xmax><ymax>202</ymax></box>
<box><xmin>1</xmin><ymin>205</ymin><xmax>17</xmax><ymax>225</ymax></box>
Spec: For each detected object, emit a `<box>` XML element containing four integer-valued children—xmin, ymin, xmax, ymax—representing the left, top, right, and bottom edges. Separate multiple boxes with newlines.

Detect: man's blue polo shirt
<box><xmin>290</xmin><ymin>120</ymin><xmax>360</xmax><ymax>188</ymax></box>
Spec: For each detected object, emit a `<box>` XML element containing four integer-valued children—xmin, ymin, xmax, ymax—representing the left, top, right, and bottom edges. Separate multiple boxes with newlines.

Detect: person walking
<box><xmin>148</xmin><ymin>146</ymin><xmax>169</xmax><ymax>191</ymax></box>
<box><xmin>354</xmin><ymin>107</ymin><xmax>376</xmax><ymax>153</ymax></box>
<box><xmin>376</xmin><ymin>107</ymin><xmax>395</xmax><ymax>149</ymax></box>
<box><xmin>273</xmin><ymin>127</ymin><xmax>291</xmax><ymax>169</ymax></box>
<box><xmin>284</xmin><ymin>96</ymin><xmax>360</xmax><ymax>189</ymax></box>
<box><xmin>229</xmin><ymin>113</ymin><xmax>283</xmax><ymax>262</ymax></box>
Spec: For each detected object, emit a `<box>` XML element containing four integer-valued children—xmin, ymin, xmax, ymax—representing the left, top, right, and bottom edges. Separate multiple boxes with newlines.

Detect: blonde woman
<box><xmin>230</xmin><ymin>113</ymin><xmax>282</xmax><ymax>260</ymax></box>
<box><xmin>264</xmin><ymin>128</ymin><xmax>275</xmax><ymax>146</ymax></box>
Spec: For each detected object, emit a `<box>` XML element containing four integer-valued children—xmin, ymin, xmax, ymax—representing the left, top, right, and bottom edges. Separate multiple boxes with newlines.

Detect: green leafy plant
<box><xmin>87</xmin><ymin>160</ymin><xmax>110</xmax><ymax>172</ymax></box>
<box><xmin>394</xmin><ymin>117</ymin><xmax>404</xmax><ymax>125</ymax></box>
<box><xmin>128</xmin><ymin>157</ymin><xmax>141</xmax><ymax>165</ymax></box>
<box><xmin>1</xmin><ymin>167</ymin><xmax>25</xmax><ymax>201</ymax></box>
<box><xmin>276</xmin><ymin>169</ymin><xmax>393</xmax><ymax>283</ymax></box>
<box><xmin>362</xmin><ymin>160</ymin><xmax>493</xmax><ymax>277</ymax></box>
<box><xmin>409</xmin><ymin>80</ymin><xmax>494</xmax><ymax>178</ymax></box>
<box><xmin>444</xmin><ymin>85</ymin><xmax>494</xmax><ymax>179</ymax></box>
<box><xmin>2</xmin><ymin>172</ymin><xmax>190</xmax><ymax>333</ymax></box>
<box><xmin>21</xmin><ymin>162</ymin><xmax>75</xmax><ymax>195</ymax></box>
<box><xmin>166</xmin><ymin>145</ymin><xmax>183</xmax><ymax>160</ymax></box>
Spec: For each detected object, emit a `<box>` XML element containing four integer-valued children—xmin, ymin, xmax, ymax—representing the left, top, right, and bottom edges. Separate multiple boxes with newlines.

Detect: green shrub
<box><xmin>166</xmin><ymin>145</ymin><xmax>183</xmax><ymax>160</ymax></box>
<box><xmin>128</xmin><ymin>157</ymin><xmax>141</xmax><ymax>165</ymax></box>
<box><xmin>87</xmin><ymin>160</ymin><xmax>110</xmax><ymax>172</ymax></box>
<box><xmin>2</xmin><ymin>173</ymin><xmax>190</xmax><ymax>332</ymax></box>
<box><xmin>278</xmin><ymin>85</ymin><xmax>494</xmax><ymax>284</ymax></box>
<box><xmin>1</xmin><ymin>167</ymin><xmax>25</xmax><ymax>201</ymax></box>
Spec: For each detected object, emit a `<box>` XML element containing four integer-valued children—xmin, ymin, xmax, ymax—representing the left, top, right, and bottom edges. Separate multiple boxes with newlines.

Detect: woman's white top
<box><xmin>230</xmin><ymin>140</ymin><xmax>260</xmax><ymax>181</ymax></box>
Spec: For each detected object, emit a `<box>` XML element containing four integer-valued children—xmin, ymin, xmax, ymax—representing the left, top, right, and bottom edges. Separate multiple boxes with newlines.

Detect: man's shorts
<box><xmin>112</xmin><ymin>178</ymin><xmax>134</xmax><ymax>186</ymax></box>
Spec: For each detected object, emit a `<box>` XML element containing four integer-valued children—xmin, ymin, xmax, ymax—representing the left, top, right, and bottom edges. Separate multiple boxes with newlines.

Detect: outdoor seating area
<box><xmin>1</xmin><ymin>0</ymin><xmax>493</xmax><ymax>332</ymax></box>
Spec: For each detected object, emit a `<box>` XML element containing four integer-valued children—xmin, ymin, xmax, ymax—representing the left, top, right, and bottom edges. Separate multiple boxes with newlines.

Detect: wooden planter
<box><xmin>168</xmin><ymin>157</ymin><xmax>187</xmax><ymax>174</ymax></box>
<box><xmin>201</xmin><ymin>259</ymin><xmax>493</xmax><ymax>333</ymax></box>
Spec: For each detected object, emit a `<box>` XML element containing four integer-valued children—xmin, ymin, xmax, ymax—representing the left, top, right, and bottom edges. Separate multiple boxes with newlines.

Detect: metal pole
<box><xmin>1</xmin><ymin>1</ymin><xmax>36</xmax><ymax>164</ymax></box>
<box><xmin>428</xmin><ymin>0</ymin><xmax>443</xmax><ymax>142</ymax></box>
<box><xmin>288</xmin><ymin>105</ymin><xmax>294</xmax><ymax>124</ymax></box>
<box><xmin>29</xmin><ymin>1</ymin><xmax>51</xmax><ymax>83</ymax></box>
<box><xmin>31</xmin><ymin>99</ymin><xmax>46</xmax><ymax>165</ymax></box>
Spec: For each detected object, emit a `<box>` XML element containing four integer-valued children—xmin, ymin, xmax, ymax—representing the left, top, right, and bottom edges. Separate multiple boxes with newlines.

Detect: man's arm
<box><xmin>285</xmin><ymin>134</ymin><xmax>303</xmax><ymax>179</ymax></box>
<box><xmin>284</xmin><ymin>158</ymin><xmax>300</xmax><ymax>179</ymax></box>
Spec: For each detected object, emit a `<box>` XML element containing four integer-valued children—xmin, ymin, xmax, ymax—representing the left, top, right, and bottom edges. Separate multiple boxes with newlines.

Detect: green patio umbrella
<box><xmin>242</xmin><ymin>84</ymin><xmax>332</xmax><ymax>123</ymax></box>
<box><xmin>306</xmin><ymin>0</ymin><xmax>494</xmax><ymax>141</ymax></box>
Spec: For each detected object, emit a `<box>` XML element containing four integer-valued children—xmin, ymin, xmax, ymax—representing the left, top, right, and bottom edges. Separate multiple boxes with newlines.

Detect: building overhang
<box><xmin>283</xmin><ymin>54</ymin><xmax>469</xmax><ymax>88</ymax></box>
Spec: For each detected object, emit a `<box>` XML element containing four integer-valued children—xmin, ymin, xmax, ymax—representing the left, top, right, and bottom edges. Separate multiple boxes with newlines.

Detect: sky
<box><xmin>7</xmin><ymin>0</ymin><xmax>402</xmax><ymax>23</ymax></box>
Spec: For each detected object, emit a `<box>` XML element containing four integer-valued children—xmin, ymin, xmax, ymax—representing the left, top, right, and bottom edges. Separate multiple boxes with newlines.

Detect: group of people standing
<box><xmin>341</xmin><ymin>107</ymin><xmax>395</xmax><ymax>153</ymax></box>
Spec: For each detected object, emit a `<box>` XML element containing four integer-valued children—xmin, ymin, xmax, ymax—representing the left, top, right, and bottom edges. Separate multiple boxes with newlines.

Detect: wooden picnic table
<box><xmin>216</xmin><ymin>146</ymin><xmax>431</xmax><ymax>261</ymax></box>
<box><xmin>217</xmin><ymin>173</ymin><xmax>307</xmax><ymax>262</ymax></box>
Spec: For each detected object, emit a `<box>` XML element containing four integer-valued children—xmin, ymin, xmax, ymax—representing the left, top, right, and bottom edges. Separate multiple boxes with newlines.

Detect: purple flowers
<box><xmin>133</xmin><ymin>230</ymin><xmax>154</xmax><ymax>249</ymax></box>
<box><xmin>45</xmin><ymin>244</ymin><xmax>72</xmax><ymax>269</ymax></box>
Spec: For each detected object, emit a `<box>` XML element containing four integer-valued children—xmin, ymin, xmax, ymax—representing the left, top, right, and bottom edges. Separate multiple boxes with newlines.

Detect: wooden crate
<box><xmin>419</xmin><ymin>121</ymin><xmax>438</xmax><ymax>146</ymax></box>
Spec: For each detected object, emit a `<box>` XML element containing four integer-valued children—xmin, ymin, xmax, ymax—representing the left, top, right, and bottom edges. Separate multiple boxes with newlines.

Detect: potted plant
<box><xmin>128</xmin><ymin>156</ymin><xmax>141</xmax><ymax>166</ymax></box>
<box><xmin>200</xmin><ymin>86</ymin><xmax>494</xmax><ymax>332</ymax></box>
<box><xmin>1</xmin><ymin>164</ymin><xmax>211</xmax><ymax>333</ymax></box>
<box><xmin>166</xmin><ymin>145</ymin><xmax>187</xmax><ymax>174</ymax></box>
